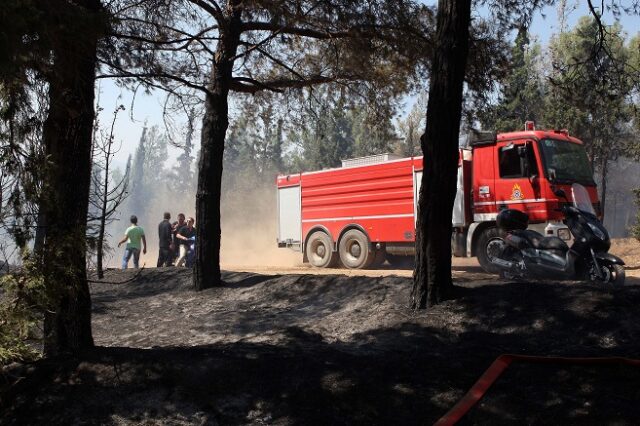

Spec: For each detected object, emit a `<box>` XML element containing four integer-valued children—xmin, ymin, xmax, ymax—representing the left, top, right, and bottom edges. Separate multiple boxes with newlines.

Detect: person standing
<box><xmin>171</xmin><ymin>213</ymin><xmax>186</xmax><ymax>264</ymax></box>
<box><xmin>157</xmin><ymin>212</ymin><xmax>173</xmax><ymax>267</ymax></box>
<box><xmin>118</xmin><ymin>215</ymin><xmax>147</xmax><ymax>269</ymax></box>
<box><xmin>175</xmin><ymin>217</ymin><xmax>196</xmax><ymax>267</ymax></box>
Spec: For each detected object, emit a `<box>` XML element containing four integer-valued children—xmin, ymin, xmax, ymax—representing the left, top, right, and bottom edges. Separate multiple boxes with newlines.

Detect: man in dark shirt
<box><xmin>157</xmin><ymin>212</ymin><xmax>173</xmax><ymax>267</ymax></box>
<box><xmin>175</xmin><ymin>217</ymin><xmax>196</xmax><ymax>267</ymax></box>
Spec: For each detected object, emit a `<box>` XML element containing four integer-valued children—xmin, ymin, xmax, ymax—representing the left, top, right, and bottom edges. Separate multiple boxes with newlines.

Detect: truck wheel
<box><xmin>339</xmin><ymin>229</ymin><xmax>373</xmax><ymax>269</ymax></box>
<box><xmin>476</xmin><ymin>227</ymin><xmax>504</xmax><ymax>274</ymax></box>
<box><xmin>306</xmin><ymin>231</ymin><xmax>337</xmax><ymax>268</ymax></box>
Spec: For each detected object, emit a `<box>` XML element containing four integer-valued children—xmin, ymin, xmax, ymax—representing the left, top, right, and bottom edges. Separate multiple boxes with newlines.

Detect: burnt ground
<box><xmin>2</xmin><ymin>244</ymin><xmax>640</xmax><ymax>425</ymax></box>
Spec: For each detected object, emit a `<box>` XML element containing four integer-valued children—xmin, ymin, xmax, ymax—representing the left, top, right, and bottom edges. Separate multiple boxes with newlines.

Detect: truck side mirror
<box><xmin>517</xmin><ymin>146</ymin><xmax>526</xmax><ymax>158</ymax></box>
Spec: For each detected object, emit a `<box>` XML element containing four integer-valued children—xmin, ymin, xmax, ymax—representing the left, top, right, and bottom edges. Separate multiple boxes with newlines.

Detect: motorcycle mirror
<box><xmin>554</xmin><ymin>188</ymin><xmax>567</xmax><ymax>200</ymax></box>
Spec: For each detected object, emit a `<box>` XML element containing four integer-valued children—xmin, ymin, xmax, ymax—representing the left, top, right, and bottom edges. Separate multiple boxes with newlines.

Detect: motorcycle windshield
<box><xmin>572</xmin><ymin>183</ymin><xmax>595</xmax><ymax>215</ymax></box>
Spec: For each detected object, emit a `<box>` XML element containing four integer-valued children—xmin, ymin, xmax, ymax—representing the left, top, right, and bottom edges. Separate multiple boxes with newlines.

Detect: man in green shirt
<box><xmin>118</xmin><ymin>215</ymin><xmax>147</xmax><ymax>269</ymax></box>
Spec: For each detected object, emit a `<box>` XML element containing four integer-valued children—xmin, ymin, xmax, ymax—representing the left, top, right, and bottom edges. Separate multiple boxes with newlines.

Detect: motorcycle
<box><xmin>491</xmin><ymin>183</ymin><xmax>625</xmax><ymax>286</ymax></box>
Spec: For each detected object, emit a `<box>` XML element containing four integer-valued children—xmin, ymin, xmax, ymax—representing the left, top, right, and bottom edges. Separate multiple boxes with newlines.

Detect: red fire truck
<box><xmin>276</xmin><ymin>124</ymin><xmax>600</xmax><ymax>272</ymax></box>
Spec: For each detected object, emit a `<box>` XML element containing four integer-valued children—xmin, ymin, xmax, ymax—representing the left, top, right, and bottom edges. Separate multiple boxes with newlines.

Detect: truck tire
<box><xmin>476</xmin><ymin>227</ymin><xmax>504</xmax><ymax>274</ymax></box>
<box><xmin>306</xmin><ymin>231</ymin><xmax>338</xmax><ymax>268</ymax></box>
<box><xmin>339</xmin><ymin>229</ymin><xmax>374</xmax><ymax>269</ymax></box>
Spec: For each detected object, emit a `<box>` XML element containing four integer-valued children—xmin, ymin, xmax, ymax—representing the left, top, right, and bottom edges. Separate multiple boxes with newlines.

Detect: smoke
<box><xmin>105</xmin><ymin>174</ymin><xmax>301</xmax><ymax>269</ymax></box>
<box><xmin>220</xmin><ymin>177</ymin><xmax>301</xmax><ymax>268</ymax></box>
<box><xmin>597</xmin><ymin>158</ymin><xmax>640</xmax><ymax>237</ymax></box>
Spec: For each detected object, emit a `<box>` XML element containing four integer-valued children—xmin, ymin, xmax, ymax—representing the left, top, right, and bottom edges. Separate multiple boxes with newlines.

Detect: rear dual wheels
<box><xmin>306</xmin><ymin>231</ymin><xmax>338</xmax><ymax>268</ymax></box>
<box><xmin>306</xmin><ymin>229</ymin><xmax>378</xmax><ymax>269</ymax></box>
<box><xmin>339</xmin><ymin>229</ymin><xmax>374</xmax><ymax>269</ymax></box>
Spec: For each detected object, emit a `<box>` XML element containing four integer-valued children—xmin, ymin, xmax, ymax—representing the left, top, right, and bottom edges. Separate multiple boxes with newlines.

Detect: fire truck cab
<box><xmin>276</xmin><ymin>125</ymin><xmax>599</xmax><ymax>272</ymax></box>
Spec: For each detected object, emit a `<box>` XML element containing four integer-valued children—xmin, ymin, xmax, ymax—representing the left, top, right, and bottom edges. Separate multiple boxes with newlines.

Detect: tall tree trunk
<box><xmin>41</xmin><ymin>0</ymin><xmax>103</xmax><ymax>355</ymax></box>
<box><xmin>411</xmin><ymin>0</ymin><xmax>471</xmax><ymax>309</ymax></box>
<box><xmin>194</xmin><ymin>8</ymin><xmax>241</xmax><ymax>291</ymax></box>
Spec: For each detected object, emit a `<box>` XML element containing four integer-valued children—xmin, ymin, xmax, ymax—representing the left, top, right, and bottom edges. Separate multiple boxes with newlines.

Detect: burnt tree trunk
<box><xmin>194</xmin><ymin>7</ymin><xmax>242</xmax><ymax>291</ymax></box>
<box><xmin>411</xmin><ymin>0</ymin><xmax>471</xmax><ymax>309</ymax></box>
<box><xmin>41</xmin><ymin>0</ymin><xmax>103</xmax><ymax>355</ymax></box>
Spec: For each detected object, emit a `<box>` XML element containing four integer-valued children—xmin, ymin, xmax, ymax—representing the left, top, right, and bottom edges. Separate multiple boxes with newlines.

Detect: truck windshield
<box><xmin>539</xmin><ymin>138</ymin><xmax>595</xmax><ymax>185</ymax></box>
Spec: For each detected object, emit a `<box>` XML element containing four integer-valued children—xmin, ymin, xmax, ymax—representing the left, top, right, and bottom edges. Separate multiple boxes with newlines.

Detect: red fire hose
<box><xmin>434</xmin><ymin>354</ymin><xmax>640</xmax><ymax>426</ymax></box>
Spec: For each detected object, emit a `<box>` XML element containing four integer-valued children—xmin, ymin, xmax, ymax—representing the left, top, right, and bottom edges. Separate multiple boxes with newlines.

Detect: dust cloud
<box><xmin>104</xmin><ymin>175</ymin><xmax>301</xmax><ymax>269</ymax></box>
<box><xmin>221</xmin><ymin>183</ymin><xmax>301</xmax><ymax>268</ymax></box>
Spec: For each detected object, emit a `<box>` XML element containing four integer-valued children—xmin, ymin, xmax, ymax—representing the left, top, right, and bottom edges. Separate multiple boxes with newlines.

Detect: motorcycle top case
<box><xmin>497</xmin><ymin>209</ymin><xmax>529</xmax><ymax>231</ymax></box>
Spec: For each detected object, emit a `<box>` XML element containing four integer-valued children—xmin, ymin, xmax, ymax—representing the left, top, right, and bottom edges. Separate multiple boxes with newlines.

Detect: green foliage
<box><xmin>226</xmin><ymin>94</ymin><xmax>286</xmax><ymax>178</ymax></box>
<box><xmin>128</xmin><ymin>125</ymin><xmax>169</xmax><ymax>217</ymax></box>
<box><xmin>0</xmin><ymin>255</ymin><xmax>47</xmax><ymax>365</ymax></box>
<box><xmin>396</xmin><ymin>92</ymin><xmax>426</xmax><ymax>157</ymax></box>
<box><xmin>282</xmin><ymin>86</ymin><xmax>397</xmax><ymax>172</ymax></box>
<box><xmin>545</xmin><ymin>17</ymin><xmax>636</xmax><ymax>158</ymax></box>
<box><xmin>350</xmin><ymin>104</ymin><xmax>396</xmax><ymax>157</ymax></box>
<box><xmin>479</xmin><ymin>26</ymin><xmax>546</xmax><ymax>132</ymax></box>
<box><xmin>292</xmin><ymin>94</ymin><xmax>355</xmax><ymax>170</ymax></box>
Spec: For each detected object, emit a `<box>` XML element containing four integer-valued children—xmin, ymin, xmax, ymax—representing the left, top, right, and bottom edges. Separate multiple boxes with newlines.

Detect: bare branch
<box><xmin>96</xmin><ymin>60</ymin><xmax>212</xmax><ymax>96</ymax></box>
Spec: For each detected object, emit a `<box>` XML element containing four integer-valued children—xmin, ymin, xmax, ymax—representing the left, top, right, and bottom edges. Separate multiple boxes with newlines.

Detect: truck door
<box><xmin>493</xmin><ymin>139</ymin><xmax>543</xmax><ymax>219</ymax></box>
<box><xmin>277</xmin><ymin>184</ymin><xmax>302</xmax><ymax>249</ymax></box>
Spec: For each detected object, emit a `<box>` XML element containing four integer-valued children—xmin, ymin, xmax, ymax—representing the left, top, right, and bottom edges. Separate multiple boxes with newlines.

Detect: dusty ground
<box><xmin>2</xmin><ymin>240</ymin><xmax>640</xmax><ymax>425</ymax></box>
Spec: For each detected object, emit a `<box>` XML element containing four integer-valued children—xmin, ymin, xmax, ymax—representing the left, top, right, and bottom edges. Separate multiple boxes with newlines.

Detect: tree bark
<box><xmin>41</xmin><ymin>0</ymin><xmax>103</xmax><ymax>355</ymax></box>
<box><xmin>411</xmin><ymin>0</ymin><xmax>471</xmax><ymax>309</ymax></box>
<box><xmin>194</xmin><ymin>6</ymin><xmax>242</xmax><ymax>291</ymax></box>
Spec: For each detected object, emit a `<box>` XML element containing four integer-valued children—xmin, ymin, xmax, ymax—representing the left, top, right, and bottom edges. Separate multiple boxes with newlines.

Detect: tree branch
<box><xmin>96</xmin><ymin>61</ymin><xmax>212</xmax><ymax>96</ymax></box>
<box><xmin>187</xmin><ymin>0</ymin><xmax>225</xmax><ymax>25</ymax></box>
<box><xmin>241</xmin><ymin>21</ymin><xmax>353</xmax><ymax>39</ymax></box>
<box><xmin>230</xmin><ymin>75</ymin><xmax>336</xmax><ymax>94</ymax></box>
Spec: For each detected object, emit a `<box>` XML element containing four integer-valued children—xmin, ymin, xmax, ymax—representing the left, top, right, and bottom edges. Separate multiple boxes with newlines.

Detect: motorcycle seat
<box><xmin>508</xmin><ymin>230</ymin><xmax>569</xmax><ymax>253</ymax></box>
<box><xmin>537</xmin><ymin>236</ymin><xmax>569</xmax><ymax>252</ymax></box>
<box><xmin>510</xmin><ymin>229</ymin><xmax>543</xmax><ymax>247</ymax></box>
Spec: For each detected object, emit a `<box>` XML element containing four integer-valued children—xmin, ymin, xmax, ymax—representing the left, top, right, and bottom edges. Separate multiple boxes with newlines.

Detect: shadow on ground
<box><xmin>3</xmin><ymin>268</ymin><xmax>640</xmax><ymax>425</ymax></box>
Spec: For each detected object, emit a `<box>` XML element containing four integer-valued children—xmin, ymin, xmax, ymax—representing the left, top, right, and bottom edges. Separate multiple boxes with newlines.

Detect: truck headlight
<box><xmin>558</xmin><ymin>228</ymin><xmax>572</xmax><ymax>241</ymax></box>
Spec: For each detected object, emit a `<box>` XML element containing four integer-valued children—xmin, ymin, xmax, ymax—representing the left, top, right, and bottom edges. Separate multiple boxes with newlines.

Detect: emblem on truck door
<box><xmin>511</xmin><ymin>183</ymin><xmax>524</xmax><ymax>201</ymax></box>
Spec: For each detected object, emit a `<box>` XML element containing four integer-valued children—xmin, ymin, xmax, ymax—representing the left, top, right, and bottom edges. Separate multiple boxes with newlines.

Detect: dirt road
<box><xmin>222</xmin><ymin>238</ymin><xmax>640</xmax><ymax>281</ymax></box>
<box><xmin>222</xmin><ymin>256</ymin><xmax>492</xmax><ymax>280</ymax></box>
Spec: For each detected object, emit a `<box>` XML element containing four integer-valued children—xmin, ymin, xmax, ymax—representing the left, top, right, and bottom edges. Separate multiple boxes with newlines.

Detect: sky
<box><xmin>98</xmin><ymin>1</ymin><xmax>640</xmax><ymax>170</ymax></box>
